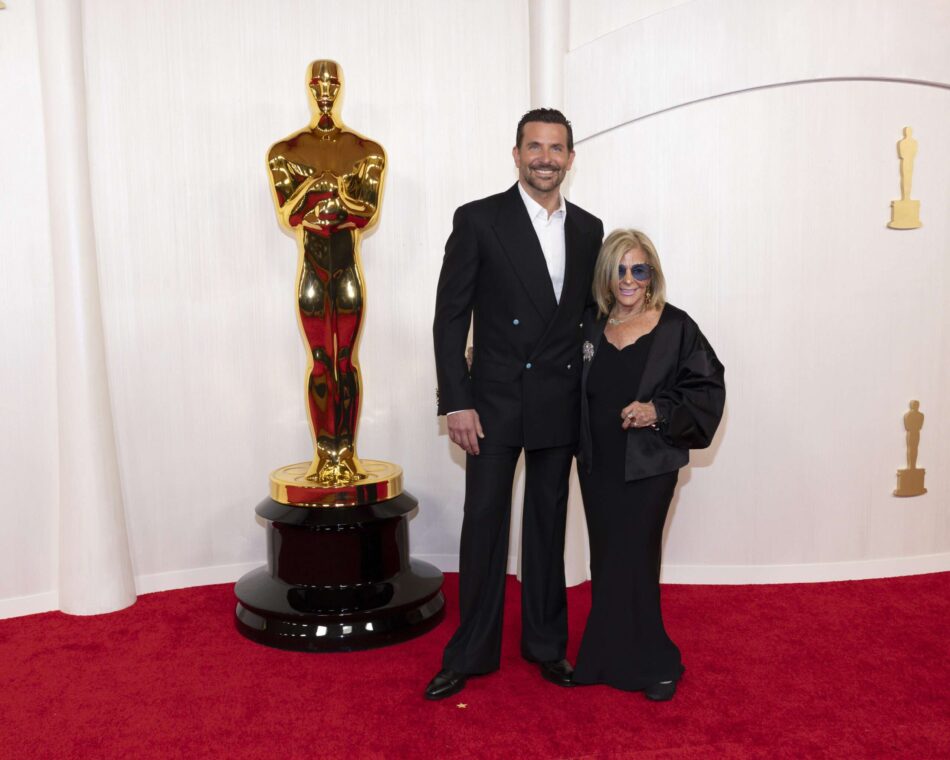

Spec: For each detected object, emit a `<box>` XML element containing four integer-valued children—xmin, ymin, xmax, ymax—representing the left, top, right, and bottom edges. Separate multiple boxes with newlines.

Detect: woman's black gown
<box><xmin>573</xmin><ymin>332</ymin><xmax>685</xmax><ymax>691</ymax></box>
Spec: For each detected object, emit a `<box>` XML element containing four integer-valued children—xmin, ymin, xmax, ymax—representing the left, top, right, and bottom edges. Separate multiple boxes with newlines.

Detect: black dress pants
<box><xmin>441</xmin><ymin>442</ymin><xmax>575</xmax><ymax>674</ymax></box>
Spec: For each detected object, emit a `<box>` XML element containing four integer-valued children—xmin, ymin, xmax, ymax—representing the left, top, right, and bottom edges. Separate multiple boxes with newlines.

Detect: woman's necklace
<box><xmin>608</xmin><ymin>305</ymin><xmax>647</xmax><ymax>326</ymax></box>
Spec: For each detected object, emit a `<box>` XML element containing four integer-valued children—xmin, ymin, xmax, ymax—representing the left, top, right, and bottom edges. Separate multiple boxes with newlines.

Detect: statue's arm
<box><xmin>268</xmin><ymin>154</ymin><xmax>316</xmax><ymax>228</ymax></box>
<box><xmin>338</xmin><ymin>153</ymin><xmax>385</xmax><ymax>226</ymax></box>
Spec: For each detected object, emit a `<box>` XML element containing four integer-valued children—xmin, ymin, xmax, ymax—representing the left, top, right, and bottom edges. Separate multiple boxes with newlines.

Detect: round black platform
<box><xmin>234</xmin><ymin>491</ymin><xmax>445</xmax><ymax>651</ymax></box>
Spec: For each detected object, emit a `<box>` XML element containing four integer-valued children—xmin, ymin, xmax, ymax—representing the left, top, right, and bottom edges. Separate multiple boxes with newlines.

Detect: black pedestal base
<box><xmin>234</xmin><ymin>491</ymin><xmax>445</xmax><ymax>652</ymax></box>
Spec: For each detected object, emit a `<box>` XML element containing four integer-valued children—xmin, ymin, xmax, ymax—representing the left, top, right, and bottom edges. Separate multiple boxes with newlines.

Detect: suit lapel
<box><xmin>559</xmin><ymin>211</ymin><xmax>583</xmax><ymax>313</ymax></box>
<box><xmin>493</xmin><ymin>184</ymin><xmax>558</xmax><ymax>321</ymax></box>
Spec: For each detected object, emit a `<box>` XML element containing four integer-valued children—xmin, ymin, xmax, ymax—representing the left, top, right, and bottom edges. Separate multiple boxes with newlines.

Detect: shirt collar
<box><xmin>517</xmin><ymin>182</ymin><xmax>566</xmax><ymax>222</ymax></box>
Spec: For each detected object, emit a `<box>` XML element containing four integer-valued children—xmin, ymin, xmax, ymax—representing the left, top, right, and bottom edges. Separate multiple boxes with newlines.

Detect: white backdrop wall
<box><xmin>1</xmin><ymin>0</ymin><xmax>529</xmax><ymax>616</ymax></box>
<box><xmin>0</xmin><ymin>4</ymin><xmax>59</xmax><ymax>614</ymax></box>
<box><xmin>1</xmin><ymin>0</ymin><xmax>948</xmax><ymax>618</ymax></box>
<box><xmin>566</xmin><ymin>0</ymin><xmax>950</xmax><ymax>581</ymax></box>
<box><xmin>81</xmin><ymin>0</ymin><xmax>529</xmax><ymax>584</ymax></box>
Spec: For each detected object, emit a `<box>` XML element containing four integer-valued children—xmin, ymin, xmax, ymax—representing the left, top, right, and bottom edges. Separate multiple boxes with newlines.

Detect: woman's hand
<box><xmin>621</xmin><ymin>401</ymin><xmax>658</xmax><ymax>430</ymax></box>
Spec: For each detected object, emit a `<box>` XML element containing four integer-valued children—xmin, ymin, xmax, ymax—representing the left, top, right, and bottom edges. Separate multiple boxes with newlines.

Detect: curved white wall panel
<box><xmin>563</xmin><ymin>0</ymin><xmax>950</xmax><ymax>581</ymax></box>
<box><xmin>567</xmin><ymin>0</ymin><xmax>950</xmax><ymax>142</ymax></box>
<box><xmin>568</xmin><ymin>80</ymin><xmax>950</xmax><ymax>578</ymax></box>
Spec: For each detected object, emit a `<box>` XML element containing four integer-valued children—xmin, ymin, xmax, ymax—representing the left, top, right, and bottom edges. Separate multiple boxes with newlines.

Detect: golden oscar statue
<box><xmin>894</xmin><ymin>400</ymin><xmax>927</xmax><ymax>497</ymax></box>
<box><xmin>235</xmin><ymin>61</ymin><xmax>444</xmax><ymax>651</ymax></box>
<box><xmin>267</xmin><ymin>59</ymin><xmax>384</xmax><ymax>491</ymax></box>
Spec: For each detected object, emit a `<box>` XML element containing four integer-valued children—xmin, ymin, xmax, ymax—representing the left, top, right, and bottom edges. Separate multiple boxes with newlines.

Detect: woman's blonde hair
<box><xmin>592</xmin><ymin>228</ymin><xmax>667</xmax><ymax>318</ymax></box>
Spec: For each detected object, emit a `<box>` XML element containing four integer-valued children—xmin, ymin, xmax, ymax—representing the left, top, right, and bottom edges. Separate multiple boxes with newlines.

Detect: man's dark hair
<box><xmin>515</xmin><ymin>108</ymin><xmax>574</xmax><ymax>152</ymax></box>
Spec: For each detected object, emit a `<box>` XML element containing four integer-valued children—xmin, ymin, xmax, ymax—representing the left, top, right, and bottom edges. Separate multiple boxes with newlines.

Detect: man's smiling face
<box><xmin>513</xmin><ymin>121</ymin><xmax>575</xmax><ymax>197</ymax></box>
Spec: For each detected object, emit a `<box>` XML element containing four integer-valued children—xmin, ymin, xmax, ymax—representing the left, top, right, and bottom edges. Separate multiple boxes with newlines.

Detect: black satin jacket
<box><xmin>578</xmin><ymin>303</ymin><xmax>726</xmax><ymax>481</ymax></box>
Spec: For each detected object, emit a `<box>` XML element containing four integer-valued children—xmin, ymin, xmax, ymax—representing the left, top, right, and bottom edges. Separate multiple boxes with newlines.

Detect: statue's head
<box><xmin>308</xmin><ymin>60</ymin><xmax>343</xmax><ymax>117</ymax></box>
<box><xmin>910</xmin><ymin>400</ymin><xmax>920</xmax><ymax>411</ymax></box>
<box><xmin>904</xmin><ymin>126</ymin><xmax>913</xmax><ymax>138</ymax></box>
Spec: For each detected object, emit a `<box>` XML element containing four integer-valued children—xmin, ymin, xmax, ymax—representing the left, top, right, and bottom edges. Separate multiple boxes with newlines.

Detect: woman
<box><xmin>573</xmin><ymin>229</ymin><xmax>725</xmax><ymax>701</ymax></box>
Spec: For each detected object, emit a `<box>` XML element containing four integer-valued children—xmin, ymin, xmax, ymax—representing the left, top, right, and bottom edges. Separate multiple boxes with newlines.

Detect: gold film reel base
<box><xmin>270</xmin><ymin>460</ymin><xmax>403</xmax><ymax>507</ymax></box>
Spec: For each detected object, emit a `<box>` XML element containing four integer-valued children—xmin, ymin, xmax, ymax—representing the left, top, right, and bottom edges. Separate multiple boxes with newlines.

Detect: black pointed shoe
<box><xmin>538</xmin><ymin>659</ymin><xmax>574</xmax><ymax>687</ymax></box>
<box><xmin>424</xmin><ymin>669</ymin><xmax>468</xmax><ymax>701</ymax></box>
<box><xmin>644</xmin><ymin>680</ymin><xmax>677</xmax><ymax>701</ymax></box>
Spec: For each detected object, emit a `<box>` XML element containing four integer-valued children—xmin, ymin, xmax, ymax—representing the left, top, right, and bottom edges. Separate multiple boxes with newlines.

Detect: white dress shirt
<box><xmin>517</xmin><ymin>182</ymin><xmax>567</xmax><ymax>303</ymax></box>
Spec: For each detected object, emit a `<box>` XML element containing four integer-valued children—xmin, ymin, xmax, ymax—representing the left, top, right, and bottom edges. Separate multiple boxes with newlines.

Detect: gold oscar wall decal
<box><xmin>887</xmin><ymin>127</ymin><xmax>922</xmax><ymax>230</ymax></box>
<box><xmin>894</xmin><ymin>400</ymin><xmax>927</xmax><ymax>497</ymax></box>
<box><xmin>266</xmin><ymin>60</ymin><xmax>401</xmax><ymax>506</ymax></box>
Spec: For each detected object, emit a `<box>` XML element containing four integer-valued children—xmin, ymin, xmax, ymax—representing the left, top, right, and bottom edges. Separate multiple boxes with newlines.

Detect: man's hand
<box><xmin>447</xmin><ymin>409</ymin><xmax>485</xmax><ymax>455</ymax></box>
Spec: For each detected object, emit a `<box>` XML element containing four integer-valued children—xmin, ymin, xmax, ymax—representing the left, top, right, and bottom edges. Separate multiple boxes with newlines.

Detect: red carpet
<box><xmin>1</xmin><ymin>572</ymin><xmax>948</xmax><ymax>759</ymax></box>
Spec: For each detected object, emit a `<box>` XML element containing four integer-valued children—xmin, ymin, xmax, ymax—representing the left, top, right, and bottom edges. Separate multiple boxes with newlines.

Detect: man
<box><xmin>427</xmin><ymin>109</ymin><xmax>604</xmax><ymax>700</ymax></box>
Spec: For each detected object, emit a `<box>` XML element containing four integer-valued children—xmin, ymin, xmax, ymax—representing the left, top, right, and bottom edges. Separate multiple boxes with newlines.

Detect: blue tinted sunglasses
<box><xmin>618</xmin><ymin>263</ymin><xmax>653</xmax><ymax>281</ymax></box>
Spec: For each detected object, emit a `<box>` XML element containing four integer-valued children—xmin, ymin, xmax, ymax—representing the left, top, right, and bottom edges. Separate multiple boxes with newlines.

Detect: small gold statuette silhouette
<box><xmin>266</xmin><ymin>60</ymin><xmax>400</xmax><ymax>505</ymax></box>
<box><xmin>887</xmin><ymin>127</ymin><xmax>922</xmax><ymax>230</ymax></box>
<box><xmin>894</xmin><ymin>400</ymin><xmax>926</xmax><ymax>497</ymax></box>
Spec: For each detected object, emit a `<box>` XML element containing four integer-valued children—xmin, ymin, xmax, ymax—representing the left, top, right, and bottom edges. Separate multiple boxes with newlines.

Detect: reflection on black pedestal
<box><xmin>234</xmin><ymin>491</ymin><xmax>445</xmax><ymax>651</ymax></box>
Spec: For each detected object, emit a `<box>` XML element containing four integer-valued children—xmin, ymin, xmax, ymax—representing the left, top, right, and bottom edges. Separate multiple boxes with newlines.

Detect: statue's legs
<box><xmin>907</xmin><ymin>431</ymin><xmax>920</xmax><ymax>470</ymax></box>
<box><xmin>297</xmin><ymin>229</ymin><xmax>366</xmax><ymax>484</ymax></box>
<box><xmin>332</xmin><ymin>244</ymin><xmax>365</xmax><ymax>476</ymax></box>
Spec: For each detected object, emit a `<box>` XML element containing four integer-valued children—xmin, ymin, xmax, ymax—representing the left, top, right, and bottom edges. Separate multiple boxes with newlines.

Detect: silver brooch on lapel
<box><xmin>582</xmin><ymin>340</ymin><xmax>595</xmax><ymax>362</ymax></box>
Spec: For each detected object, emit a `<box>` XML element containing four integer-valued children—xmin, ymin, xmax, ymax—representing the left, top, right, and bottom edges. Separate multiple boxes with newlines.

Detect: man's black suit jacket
<box><xmin>433</xmin><ymin>183</ymin><xmax>604</xmax><ymax>450</ymax></box>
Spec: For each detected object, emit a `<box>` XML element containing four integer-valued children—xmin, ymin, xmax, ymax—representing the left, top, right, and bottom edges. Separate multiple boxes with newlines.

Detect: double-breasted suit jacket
<box><xmin>434</xmin><ymin>183</ymin><xmax>604</xmax><ymax>446</ymax></box>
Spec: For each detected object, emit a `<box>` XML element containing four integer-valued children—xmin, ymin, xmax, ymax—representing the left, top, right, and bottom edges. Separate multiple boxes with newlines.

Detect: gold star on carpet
<box><xmin>456</xmin><ymin>703</ymin><xmax>467</xmax><ymax>709</ymax></box>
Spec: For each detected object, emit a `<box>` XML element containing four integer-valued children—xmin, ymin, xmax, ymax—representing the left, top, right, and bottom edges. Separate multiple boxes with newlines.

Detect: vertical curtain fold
<box><xmin>35</xmin><ymin>0</ymin><xmax>136</xmax><ymax>615</ymax></box>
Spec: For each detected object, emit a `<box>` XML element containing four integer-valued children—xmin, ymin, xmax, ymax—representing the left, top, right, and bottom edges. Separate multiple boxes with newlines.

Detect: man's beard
<box><xmin>523</xmin><ymin>164</ymin><xmax>564</xmax><ymax>193</ymax></box>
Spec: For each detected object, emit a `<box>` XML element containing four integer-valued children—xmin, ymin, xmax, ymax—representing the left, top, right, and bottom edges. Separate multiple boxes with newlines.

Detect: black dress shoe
<box><xmin>644</xmin><ymin>680</ymin><xmax>677</xmax><ymax>701</ymax></box>
<box><xmin>424</xmin><ymin>669</ymin><xmax>468</xmax><ymax>701</ymax></box>
<box><xmin>538</xmin><ymin>659</ymin><xmax>574</xmax><ymax>687</ymax></box>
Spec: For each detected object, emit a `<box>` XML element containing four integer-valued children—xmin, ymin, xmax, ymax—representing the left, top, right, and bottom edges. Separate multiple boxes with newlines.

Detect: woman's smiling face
<box><xmin>611</xmin><ymin>248</ymin><xmax>652</xmax><ymax>311</ymax></box>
